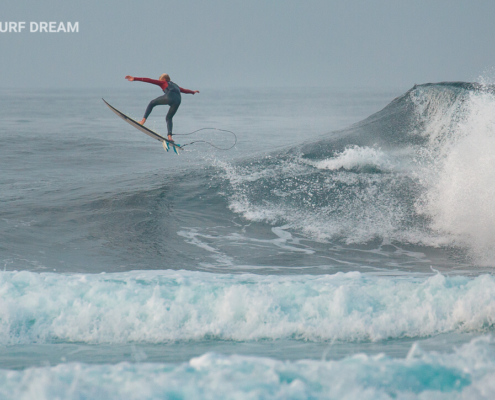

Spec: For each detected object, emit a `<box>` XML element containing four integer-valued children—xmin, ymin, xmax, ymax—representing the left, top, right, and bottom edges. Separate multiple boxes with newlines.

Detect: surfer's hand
<box><xmin>125</xmin><ymin>76</ymin><xmax>134</xmax><ymax>81</ymax></box>
<box><xmin>193</xmin><ymin>91</ymin><xmax>199</xmax><ymax>94</ymax></box>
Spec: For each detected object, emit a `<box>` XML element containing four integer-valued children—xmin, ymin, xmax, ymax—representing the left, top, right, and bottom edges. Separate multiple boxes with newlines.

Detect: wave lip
<box><xmin>2</xmin><ymin>270</ymin><xmax>495</xmax><ymax>344</ymax></box>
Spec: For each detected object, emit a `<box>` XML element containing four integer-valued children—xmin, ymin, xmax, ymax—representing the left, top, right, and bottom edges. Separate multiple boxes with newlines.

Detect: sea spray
<box><xmin>413</xmin><ymin>87</ymin><xmax>495</xmax><ymax>264</ymax></box>
<box><xmin>220</xmin><ymin>82</ymin><xmax>495</xmax><ymax>264</ymax></box>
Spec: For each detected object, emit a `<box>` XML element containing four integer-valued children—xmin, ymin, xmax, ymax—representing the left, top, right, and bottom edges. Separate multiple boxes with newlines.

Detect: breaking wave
<box><xmin>218</xmin><ymin>82</ymin><xmax>495</xmax><ymax>264</ymax></box>
<box><xmin>5</xmin><ymin>337</ymin><xmax>495</xmax><ymax>399</ymax></box>
<box><xmin>1</xmin><ymin>270</ymin><xmax>495</xmax><ymax>344</ymax></box>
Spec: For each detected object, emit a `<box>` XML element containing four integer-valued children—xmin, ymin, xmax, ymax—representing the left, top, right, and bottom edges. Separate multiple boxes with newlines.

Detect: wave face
<box><xmin>2</xmin><ymin>270</ymin><xmax>495</xmax><ymax>344</ymax></box>
<box><xmin>218</xmin><ymin>82</ymin><xmax>495</xmax><ymax>264</ymax></box>
<box><xmin>5</xmin><ymin>337</ymin><xmax>495</xmax><ymax>399</ymax></box>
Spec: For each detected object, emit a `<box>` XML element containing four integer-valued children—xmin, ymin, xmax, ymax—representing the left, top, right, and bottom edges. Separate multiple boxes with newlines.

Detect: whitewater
<box><xmin>2</xmin><ymin>83</ymin><xmax>495</xmax><ymax>398</ymax></box>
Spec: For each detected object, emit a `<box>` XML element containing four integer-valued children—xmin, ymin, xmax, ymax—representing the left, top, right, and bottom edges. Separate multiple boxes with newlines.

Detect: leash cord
<box><xmin>174</xmin><ymin>128</ymin><xmax>237</xmax><ymax>150</ymax></box>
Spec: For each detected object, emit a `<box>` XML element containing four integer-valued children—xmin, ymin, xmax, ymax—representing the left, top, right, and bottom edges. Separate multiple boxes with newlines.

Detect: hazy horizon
<box><xmin>2</xmin><ymin>0</ymin><xmax>495</xmax><ymax>91</ymax></box>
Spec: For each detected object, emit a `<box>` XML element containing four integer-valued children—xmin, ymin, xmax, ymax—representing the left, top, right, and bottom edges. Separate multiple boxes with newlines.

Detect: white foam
<box><xmin>224</xmin><ymin>164</ymin><xmax>439</xmax><ymax>245</ymax></box>
<box><xmin>3</xmin><ymin>337</ymin><xmax>495</xmax><ymax>399</ymax></box>
<box><xmin>414</xmin><ymin>88</ymin><xmax>495</xmax><ymax>263</ymax></box>
<box><xmin>1</xmin><ymin>270</ymin><xmax>495</xmax><ymax>344</ymax></box>
<box><xmin>309</xmin><ymin>145</ymin><xmax>395</xmax><ymax>171</ymax></box>
<box><xmin>217</xmin><ymin>144</ymin><xmax>447</xmax><ymax>246</ymax></box>
<box><xmin>178</xmin><ymin>225</ymin><xmax>314</xmax><ymax>269</ymax></box>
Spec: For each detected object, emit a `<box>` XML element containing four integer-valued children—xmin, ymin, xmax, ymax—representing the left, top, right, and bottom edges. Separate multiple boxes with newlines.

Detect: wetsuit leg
<box><xmin>143</xmin><ymin>94</ymin><xmax>171</xmax><ymax>119</ymax></box>
<box><xmin>165</xmin><ymin>102</ymin><xmax>180</xmax><ymax>134</ymax></box>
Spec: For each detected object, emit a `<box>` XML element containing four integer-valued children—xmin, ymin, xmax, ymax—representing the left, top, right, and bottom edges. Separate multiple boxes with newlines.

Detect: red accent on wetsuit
<box><xmin>133</xmin><ymin>77</ymin><xmax>195</xmax><ymax>94</ymax></box>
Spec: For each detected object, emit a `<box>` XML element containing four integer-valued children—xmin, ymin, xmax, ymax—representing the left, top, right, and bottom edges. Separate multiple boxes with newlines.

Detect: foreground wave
<box><xmin>1</xmin><ymin>270</ymin><xmax>495</xmax><ymax>344</ymax></box>
<box><xmin>4</xmin><ymin>337</ymin><xmax>495</xmax><ymax>399</ymax></box>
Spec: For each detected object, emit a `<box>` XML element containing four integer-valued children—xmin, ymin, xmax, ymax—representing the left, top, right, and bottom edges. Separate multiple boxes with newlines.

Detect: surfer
<box><xmin>125</xmin><ymin>74</ymin><xmax>199</xmax><ymax>142</ymax></box>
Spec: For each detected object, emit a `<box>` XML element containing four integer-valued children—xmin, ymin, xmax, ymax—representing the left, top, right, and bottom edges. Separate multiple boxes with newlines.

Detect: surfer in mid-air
<box><xmin>125</xmin><ymin>74</ymin><xmax>199</xmax><ymax>142</ymax></box>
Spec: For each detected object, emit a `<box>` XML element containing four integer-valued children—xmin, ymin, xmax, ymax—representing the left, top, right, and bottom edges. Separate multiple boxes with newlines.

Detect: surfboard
<box><xmin>102</xmin><ymin>99</ymin><xmax>181</xmax><ymax>154</ymax></box>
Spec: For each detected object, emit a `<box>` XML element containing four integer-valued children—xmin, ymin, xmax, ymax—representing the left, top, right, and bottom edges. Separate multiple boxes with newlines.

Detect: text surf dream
<box><xmin>0</xmin><ymin>22</ymin><xmax>79</xmax><ymax>33</ymax></box>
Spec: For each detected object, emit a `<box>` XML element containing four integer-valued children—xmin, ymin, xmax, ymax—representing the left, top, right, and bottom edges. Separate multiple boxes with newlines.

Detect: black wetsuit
<box><xmin>143</xmin><ymin>81</ymin><xmax>182</xmax><ymax>135</ymax></box>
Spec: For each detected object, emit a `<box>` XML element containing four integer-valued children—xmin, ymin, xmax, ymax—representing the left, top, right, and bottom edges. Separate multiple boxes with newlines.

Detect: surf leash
<box><xmin>173</xmin><ymin>128</ymin><xmax>237</xmax><ymax>151</ymax></box>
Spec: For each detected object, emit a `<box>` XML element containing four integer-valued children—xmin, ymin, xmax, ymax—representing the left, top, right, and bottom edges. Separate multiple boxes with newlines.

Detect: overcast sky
<box><xmin>2</xmin><ymin>0</ymin><xmax>495</xmax><ymax>90</ymax></box>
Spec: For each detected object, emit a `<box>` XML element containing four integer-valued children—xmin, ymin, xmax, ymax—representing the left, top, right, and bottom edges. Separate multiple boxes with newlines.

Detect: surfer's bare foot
<box><xmin>138</xmin><ymin>118</ymin><xmax>146</xmax><ymax>125</ymax></box>
<box><xmin>168</xmin><ymin>135</ymin><xmax>174</xmax><ymax>142</ymax></box>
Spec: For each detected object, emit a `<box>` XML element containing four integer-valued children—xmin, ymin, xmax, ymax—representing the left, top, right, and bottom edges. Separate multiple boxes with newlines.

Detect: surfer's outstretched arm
<box><xmin>179</xmin><ymin>87</ymin><xmax>200</xmax><ymax>95</ymax></box>
<box><xmin>125</xmin><ymin>76</ymin><xmax>198</xmax><ymax>94</ymax></box>
<box><xmin>125</xmin><ymin>76</ymin><xmax>169</xmax><ymax>91</ymax></box>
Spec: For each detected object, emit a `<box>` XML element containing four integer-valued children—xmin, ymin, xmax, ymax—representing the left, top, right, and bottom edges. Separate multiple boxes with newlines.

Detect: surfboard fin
<box><xmin>162</xmin><ymin>141</ymin><xmax>170</xmax><ymax>152</ymax></box>
<box><xmin>173</xmin><ymin>144</ymin><xmax>180</xmax><ymax>155</ymax></box>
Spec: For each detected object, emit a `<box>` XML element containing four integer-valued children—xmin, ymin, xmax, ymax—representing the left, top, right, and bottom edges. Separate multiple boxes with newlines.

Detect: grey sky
<box><xmin>2</xmin><ymin>0</ymin><xmax>495</xmax><ymax>90</ymax></box>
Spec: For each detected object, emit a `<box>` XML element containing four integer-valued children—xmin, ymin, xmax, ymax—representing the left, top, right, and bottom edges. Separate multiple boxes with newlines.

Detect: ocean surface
<box><xmin>2</xmin><ymin>83</ymin><xmax>495</xmax><ymax>399</ymax></box>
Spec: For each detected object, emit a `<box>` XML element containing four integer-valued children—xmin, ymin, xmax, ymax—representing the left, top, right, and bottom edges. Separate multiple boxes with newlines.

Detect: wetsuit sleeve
<box><xmin>179</xmin><ymin>87</ymin><xmax>195</xmax><ymax>94</ymax></box>
<box><xmin>134</xmin><ymin>77</ymin><xmax>168</xmax><ymax>90</ymax></box>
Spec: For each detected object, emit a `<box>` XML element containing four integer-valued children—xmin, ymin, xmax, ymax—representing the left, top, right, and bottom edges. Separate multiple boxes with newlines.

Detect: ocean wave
<box><xmin>4</xmin><ymin>337</ymin><xmax>495</xmax><ymax>399</ymax></box>
<box><xmin>220</xmin><ymin>154</ymin><xmax>432</xmax><ymax>245</ymax></box>
<box><xmin>219</xmin><ymin>82</ymin><xmax>495</xmax><ymax>263</ymax></box>
<box><xmin>1</xmin><ymin>270</ymin><xmax>495</xmax><ymax>344</ymax></box>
